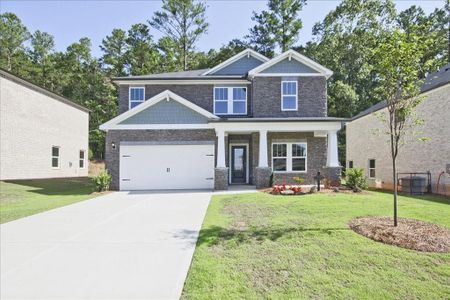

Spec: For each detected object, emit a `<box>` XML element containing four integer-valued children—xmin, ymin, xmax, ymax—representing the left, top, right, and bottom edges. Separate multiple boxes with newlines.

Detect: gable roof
<box><xmin>99</xmin><ymin>90</ymin><xmax>218</xmax><ymax>130</ymax></box>
<box><xmin>352</xmin><ymin>63</ymin><xmax>450</xmax><ymax>121</ymax></box>
<box><xmin>202</xmin><ymin>49</ymin><xmax>269</xmax><ymax>75</ymax></box>
<box><xmin>0</xmin><ymin>69</ymin><xmax>90</xmax><ymax>113</ymax></box>
<box><xmin>248</xmin><ymin>49</ymin><xmax>333</xmax><ymax>78</ymax></box>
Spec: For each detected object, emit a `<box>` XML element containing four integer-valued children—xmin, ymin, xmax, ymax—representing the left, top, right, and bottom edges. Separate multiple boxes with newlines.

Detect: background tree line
<box><xmin>1</xmin><ymin>0</ymin><xmax>448</xmax><ymax>160</ymax></box>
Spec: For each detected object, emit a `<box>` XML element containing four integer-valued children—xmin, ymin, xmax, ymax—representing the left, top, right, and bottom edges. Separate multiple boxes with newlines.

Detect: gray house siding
<box><xmin>105</xmin><ymin>129</ymin><xmax>216</xmax><ymax>190</ymax></box>
<box><xmin>261</xmin><ymin>58</ymin><xmax>319</xmax><ymax>74</ymax></box>
<box><xmin>252</xmin><ymin>76</ymin><xmax>327</xmax><ymax>117</ymax></box>
<box><xmin>120</xmin><ymin>99</ymin><xmax>208</xmax><ymax>124</ymax></box>
<box><xmin>211</xmin><ymin>56</ymin><xmax>264</xmax><ymax>75</ymax></box>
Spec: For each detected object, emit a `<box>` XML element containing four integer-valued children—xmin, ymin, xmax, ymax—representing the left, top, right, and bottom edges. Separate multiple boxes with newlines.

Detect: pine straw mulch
<box><xmin>348</xmin><ymin>217</ymin><xmax>450</xmax><ymax>253</ymax></box>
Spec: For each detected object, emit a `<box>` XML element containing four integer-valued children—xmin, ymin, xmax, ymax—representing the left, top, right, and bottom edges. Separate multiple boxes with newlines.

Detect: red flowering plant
<box><xmin>271</xmin><ymin>176</ymin><xmax>303</xmax><ymax>195</ymax></box>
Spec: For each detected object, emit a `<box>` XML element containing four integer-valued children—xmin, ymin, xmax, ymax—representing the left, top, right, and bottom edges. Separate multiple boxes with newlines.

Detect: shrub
<box><xmin>292</xmin><ymin>176</ymin><xmax>304</xmax><ymax>185</ymax></box>
<box><xmin>345</xmin><ymin>168</ymin><xmax>368</xmax><ymax>192</ymax></box>
<box><xmin>92</xmin><ymin>170</ymin><xmax>112</xmax><ymax>192</ymax></box>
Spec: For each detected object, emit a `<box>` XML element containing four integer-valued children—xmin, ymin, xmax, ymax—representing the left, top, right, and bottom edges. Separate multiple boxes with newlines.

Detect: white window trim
<box><xmin>368</xmin><ymin>159</ymin><xmax>376</xmax><ymax>179</ymax></box>
<box><xmin>271</xmin><ymin>142</ymin><xmax>307</xmax><ymax>173</ymax></box>
<box><xmin>79</xmin><ymin>150</ymin><xmax>86</xmax><ymax>169</ymax></box>
<box><xmin>281</xmin><ymin>81</ymin><xmax>298</xmax><ymax>111</ymax></box>
<box><xmin>129</xmin><ymin>86</ymin><xmax>145</xmax><ymax>109</ymax></box>
<box><xmin>52</xmin><ymin>146</ymin><xmax>60</xmax><ymax>169</ymax></box>
<box><xmin>213</xmin><ymin>86</ymin><xmax>247</xmax><ymax>115</ymax></box>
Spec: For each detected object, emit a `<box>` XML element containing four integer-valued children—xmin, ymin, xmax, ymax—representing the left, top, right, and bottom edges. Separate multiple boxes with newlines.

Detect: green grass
<box><xmin>0</xmin><ymin>178</ymin><xmax>98</xmax><ymax>224</ymax></box>
<box><xmin>182</xmin><ymin>191</ymin><xmax>450</xmax><ymax>299</ymax></box>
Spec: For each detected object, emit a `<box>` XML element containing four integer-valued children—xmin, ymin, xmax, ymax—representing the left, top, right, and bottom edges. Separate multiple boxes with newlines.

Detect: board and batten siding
<box><xmin>346</xmin><ymin>83</ymin><xmax>450</xmax><ymax>195</ymax></box>
<box><xmin>0</xmin><ymin>75</ymin><xmax>89</xmax><ymax>180</ymax></box>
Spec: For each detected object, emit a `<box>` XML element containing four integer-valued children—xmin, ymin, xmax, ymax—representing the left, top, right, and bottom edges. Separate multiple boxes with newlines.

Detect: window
<box><xmin>129</xmin><ymin>87</ymin><xmax>145</xmax><ymax>109</ymax></box>
<box><xmin>272</xmin><ymin>142</ymin><xmax>307</xmax><ymax>172</ymax></box>
<box><xmin>369</xmin><ymin>159</ymin><xmax>376</xmax><ymax>178</ymax></box>
<box><xmin>214</xmin><ymin>87</ymin><xmax>247</xmax><ymax>115</ymax></box>
<box><xmin>281</xmin><ymin>81</ymin><xmax>298</xmax><ymax>111</ymax></box>
<box><xmin>348</xmin><ymin>160</ymin><xmax>354</xmax><ymax>168</ymax></box>
<box><xmin>52</xmin><ymin>146</ymin><xmax>60</xmax><ymax>168</ymax></box>
<box><xmin>79</xmin><ymin>150</ymin><xmax>86</xmax><ymax>168</ymax></box>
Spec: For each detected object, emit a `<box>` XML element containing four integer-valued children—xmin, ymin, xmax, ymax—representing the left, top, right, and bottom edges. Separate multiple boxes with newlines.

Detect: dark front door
<box><xmin>231</xmin><ymin>146</ymin><xmax>247</xmax><ymax>184</ymax></box>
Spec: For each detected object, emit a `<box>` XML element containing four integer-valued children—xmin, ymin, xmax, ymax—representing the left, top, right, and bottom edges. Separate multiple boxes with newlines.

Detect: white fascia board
<box><xmin>202</xmin><ymin>49</ymin><xmax>270</xmax><ymax>75</ymax></box>
<box><xmin>248</xmin><ymin>49</ymin><xmax>333</xmax><ymax>79</ymax></box>
<box><xmin>99</xmin><ymin>90</ymin><xmax>219</xmax><ymax>131</ymax></box>
<box><xmin>100</xmin><ymin>124</ymin><xmax>212</xmax><ymax>131</ymax></box>
<box><xmin>253</xmin><ymin>73</ymin><xmax>326</xmax><ymax>77</ymax></box>
<box><xmin>212</xmin><ymin>121</ymin><xmax>342</xmax><ymax>132</ymax></box>
<box><xmin>113</xmin><ymin>79</ymin><xmax>251</xmax><ymax>85</ymax></box>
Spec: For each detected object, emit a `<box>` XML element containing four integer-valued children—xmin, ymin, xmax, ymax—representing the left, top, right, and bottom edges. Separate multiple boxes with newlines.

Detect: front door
<box><xmin>231</xmin><ymin>145</ymin><xmax>247</xmax><ymax>184</ymax></box>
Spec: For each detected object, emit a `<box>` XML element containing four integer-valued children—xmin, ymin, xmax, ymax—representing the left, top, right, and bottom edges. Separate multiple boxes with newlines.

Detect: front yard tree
<box><xmin>372</xmin><ymin>30</ymin><xmax>427</xmax><ymax>226</ymax></box>
<box><xmin>247</xmin><ymin>0</ymin><xmax>305</xmax><ymax>57</ymax></box>
<box><xmin>149</xmin><ymin>0</ymin><xmax>208</xmax><ymax>71</ymax></box>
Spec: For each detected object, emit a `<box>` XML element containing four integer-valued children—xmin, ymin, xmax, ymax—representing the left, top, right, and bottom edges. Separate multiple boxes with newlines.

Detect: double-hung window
<box><xmin>129</xmin><ymin>87</ymin><xmax>145</xmax><ymax>109</ymax></box>
<box><xmin>214</xmin><ymin>87</ymin><xmax>247</xmax><ymax>115</ymax></box>
<box><xmin>369</xmin><ymin>159</ymin><xmax>376</xmax><ymax>178</ymax></box>
<box><xmin>348</xmin><ymin>160</ymin><xmax>354</xmax><ymax>169</ymax></box>
<box><xmin>79</xmin><ymin>150</ymin><xmax>86</xmax><ymax>169</ymax></box>
<box><xmin>272</xmin><ymin>142</ymin><xmax>307</xmax><ymax>172</ymax></box>
<box><xmin>52</xmin><ymin>146</ymin><xmax>60</xmax><ymax>169</ymax></box>
<box><xmin>281</xmin><ymin>81</ymin><xmax>298</xmax><ymax>111</ymax></box>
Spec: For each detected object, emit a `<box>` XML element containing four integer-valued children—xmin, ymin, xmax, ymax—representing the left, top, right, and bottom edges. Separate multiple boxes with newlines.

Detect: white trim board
<box><xmin>202</xmin><ymin>49</ymin><xmax>269</xmax><ymax>76</ymax></box>
<box><xmin>248</xmin><ymin>49</ymin><xmax>333</xmax><ymax>79</ymax></box>
<box><xmin>100</xmin><ymin>90</ymin><xmax>219</xmax><ymax>131</ymax></box>
<box><xmin>114</xmin><ymin>79</ymin><xmax>251</xmax><ymax>85</ymax></box>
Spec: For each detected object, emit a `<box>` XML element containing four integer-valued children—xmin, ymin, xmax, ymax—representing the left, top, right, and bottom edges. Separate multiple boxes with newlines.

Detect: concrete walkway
<box><xmin>1</xmin><ymin>191</ymin><xmax>211</xmax><ymax>299</ymax></box>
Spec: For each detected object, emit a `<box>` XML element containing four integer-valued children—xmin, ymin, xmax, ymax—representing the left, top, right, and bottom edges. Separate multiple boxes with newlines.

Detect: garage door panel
<box><xmin>120</xmin><ymin>144</ymin><xmax>214</xmax><ymax>190</ymax></box>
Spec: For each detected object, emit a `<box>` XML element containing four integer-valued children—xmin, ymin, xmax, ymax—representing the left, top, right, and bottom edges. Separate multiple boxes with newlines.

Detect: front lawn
<box><xmin>0</xmin><ymin>178</ymin><xmax>97</xmax><ymax>224</ymax></box>
<box><xmin>182</xmin><ymin>191</ymin><xmax>450</xmax><ymax>299</ymax></box>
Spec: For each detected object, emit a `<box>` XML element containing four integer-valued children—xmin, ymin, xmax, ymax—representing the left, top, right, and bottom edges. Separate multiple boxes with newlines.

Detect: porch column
<box><xmin>326</xmin><ymin>130</ymin><xmax>339</xmax><ymax>167</ymax></box>
<box><xmin>258</xmin><ymin>130</ymin><xmax>268</xmax><ymax>167</ymax></box>
<box><xmin>216</xmin><ymin>129</ymin><xmax>226</xmax><ymax>168</ymax></box>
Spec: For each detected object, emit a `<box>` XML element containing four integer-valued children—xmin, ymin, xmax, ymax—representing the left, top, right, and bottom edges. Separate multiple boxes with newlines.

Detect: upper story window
<box><xmin>129</xmin><ymin>87</ymin><xmax>145</xmax><ymax>109</ymax></box>
<box><xmin>281</xmin><ymin>81</ymin><xmax>298</xmax><ymax>111</ymax></box>
<box><xmin>214</xmin><ymin>87</ymin><xmax>247</xmax><ymax>115</ymax></box>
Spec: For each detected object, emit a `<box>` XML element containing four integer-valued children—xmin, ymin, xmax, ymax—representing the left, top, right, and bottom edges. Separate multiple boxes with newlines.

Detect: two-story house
<box><xmin>100</xmin><ymin>49</ymin><xmax>345</xmax><ymax>190</ymax></box>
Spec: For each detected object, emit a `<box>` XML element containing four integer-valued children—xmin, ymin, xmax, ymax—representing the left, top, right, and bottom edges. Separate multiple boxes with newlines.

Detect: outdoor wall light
<box><xmin>111</xmin><ymin>142</ymin><xmax>116</xmax><ymax>149</ymax></box>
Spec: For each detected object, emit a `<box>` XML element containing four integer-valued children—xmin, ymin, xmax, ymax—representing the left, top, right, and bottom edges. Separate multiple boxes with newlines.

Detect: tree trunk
<box><xmin>392</xmin><ymin>156</ymin><xmax>398</xmax><ymax>227</ymax></box>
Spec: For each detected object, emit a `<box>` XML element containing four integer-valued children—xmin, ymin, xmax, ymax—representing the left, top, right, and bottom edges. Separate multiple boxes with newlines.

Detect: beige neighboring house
<box><xmin>346</xmin><ymin>63</ymin><xmax>450</xmax><ymax>195</ymax></box>
<box><xmin>0</xmin><ymin>70</ymin><xmax>90</xmax><ymax>180</ymax></box>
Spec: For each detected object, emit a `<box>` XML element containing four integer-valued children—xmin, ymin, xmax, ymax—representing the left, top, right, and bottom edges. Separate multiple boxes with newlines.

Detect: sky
<box><xmin>1</xmin><ymin>0</ymin><xmax>446</xmax><ymax>58</ymax></box>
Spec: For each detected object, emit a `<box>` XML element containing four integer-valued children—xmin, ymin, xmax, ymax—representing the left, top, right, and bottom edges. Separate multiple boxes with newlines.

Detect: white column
<box><xmin>216</xmin><ymin>130</ymin><xmax>226</xmax><ymax>168</ymax></box>
<box><xmin>326</xmin><ymin>130</ymin><xmax>340</xmax><ymax>167</ymax></box>
<box><xmin>258</xmin><ymin>130</ymin><xmax>268</xmax><ymax>167</ymax></box>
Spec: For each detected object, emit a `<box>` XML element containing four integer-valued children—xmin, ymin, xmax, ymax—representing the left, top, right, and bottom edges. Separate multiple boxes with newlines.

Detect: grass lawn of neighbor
<box><xmin>182</xmin><ymin>191</ymin><xmax>450</xmax><ymax>299</ymax></box>
<box><xmin>0</xmin><ymin>178</ymin><xmax>98</xmax><ymax>224</ymax></box>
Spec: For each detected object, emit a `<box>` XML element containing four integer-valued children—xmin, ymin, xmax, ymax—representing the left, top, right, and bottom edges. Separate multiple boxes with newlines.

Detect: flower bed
<box><xmin>271</xmin><ymin>184</ymin><xmax>303</xmax><ymax>195</ymax></box>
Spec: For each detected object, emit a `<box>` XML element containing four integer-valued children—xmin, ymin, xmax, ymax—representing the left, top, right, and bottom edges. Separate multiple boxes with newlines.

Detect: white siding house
<box><xmin>0</xmin><ymin>70</ymin><xmax>89</xmax><ymax>180</ymax></box>
<box><xmin>346</xmin><ymin>64</ymin><xmax>450</xmax><ymax>195</ymax></box>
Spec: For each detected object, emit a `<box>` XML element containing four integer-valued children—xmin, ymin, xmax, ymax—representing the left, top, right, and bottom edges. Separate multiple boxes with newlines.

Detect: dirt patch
<box><xmin>88</xmin><ymin>160</ymin><xmax>105</xmax><ymax>177</ymax></box>
<box><xmin>349</xmin><ymin>217</ymin><xmax>450</xmax><ymax>253</ymax></box>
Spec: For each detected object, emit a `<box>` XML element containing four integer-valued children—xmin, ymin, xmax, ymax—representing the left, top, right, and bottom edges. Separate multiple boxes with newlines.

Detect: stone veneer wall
<box><xmin>105</xmin><ymin>129</ymin><xmax>216</xmax><ymax>190</ymax></box>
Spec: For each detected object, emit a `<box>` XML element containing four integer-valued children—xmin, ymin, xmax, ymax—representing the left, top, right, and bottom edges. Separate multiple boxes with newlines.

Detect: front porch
<box><xmin>211</xmin><ymin>120</ymin><xmax>342</xmax><ymax>190</ymax></box>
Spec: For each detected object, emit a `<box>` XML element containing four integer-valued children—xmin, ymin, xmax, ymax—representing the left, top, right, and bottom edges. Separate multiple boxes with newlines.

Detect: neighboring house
<box><xmin>0</xmin><ymin>70</ymin><xmax>89</xmax><ymax>180</ymax></box>
<box><xmin>346</xmin><ymin>63</ymin><xmax>450</xmax><ymax>195</ymax></box>
<box><xmin>100</xmin><ymin>49</ymin><xmax>346</xmax><ymax>190</ymax></box>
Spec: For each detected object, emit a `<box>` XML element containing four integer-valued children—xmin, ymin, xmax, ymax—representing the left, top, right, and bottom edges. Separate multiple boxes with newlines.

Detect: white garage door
<box><xmin>120</xmin><ymin>143</ymin><xmax>215</xmax><ymax>190</ymax></box>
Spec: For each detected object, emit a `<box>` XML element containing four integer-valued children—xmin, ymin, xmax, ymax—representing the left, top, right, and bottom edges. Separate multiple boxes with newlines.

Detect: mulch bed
<box><xmin>349</xmin><ymin>217</ymin><xmax>450</xmax><ymax>253</ymax></box>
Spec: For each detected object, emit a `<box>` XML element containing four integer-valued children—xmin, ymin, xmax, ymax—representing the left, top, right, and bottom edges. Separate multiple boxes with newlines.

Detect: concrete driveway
<box><xmin>1</xmin><ymin>191</ymin><xmax>211</xmax><ymax>299</ymax></box>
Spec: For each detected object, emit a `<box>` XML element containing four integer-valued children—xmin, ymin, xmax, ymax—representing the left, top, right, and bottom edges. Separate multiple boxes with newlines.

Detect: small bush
<box><xmin>292</xmin><ymin>176</ymin><xmax>304</xmax><ymax>185</ymax></box>
<box><xmin>345</xmin><ymin>168</ymin><xmax>368</xmax><ymax>192</ymax></box>
<box><xmin>92</xmin><ymin>170</ymin><xmax>112</xmax><ymax>192</ymax></box>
